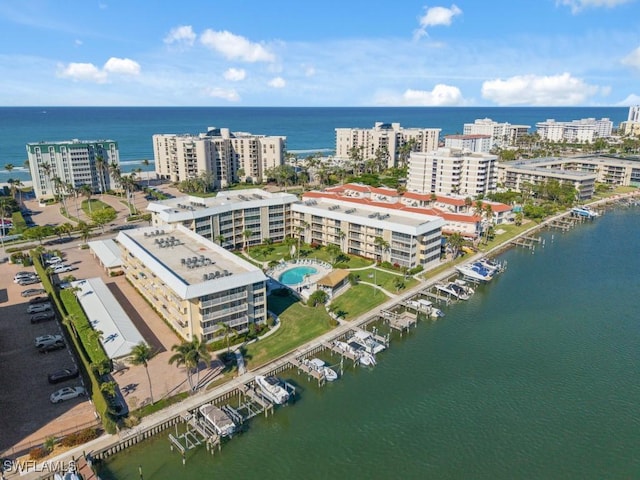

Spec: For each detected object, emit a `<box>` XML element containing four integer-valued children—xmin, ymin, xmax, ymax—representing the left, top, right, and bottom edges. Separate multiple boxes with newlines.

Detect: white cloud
<box><xmin>57</xmin><ymin>62</ymin><xmax>107</xmax><ymax>83</ymax></box>
<box><xmin>557</xmin><ymin>0</ymin><xmax>633</xmax><ymax>13</ymax></box>
<box><xmin>204</xmin><ymin>87</ymin><xmax>240</xmax><ymax>102</ymax></box>
<box><xmin>375</xmin><ymin>84</ymin><xmax>465</xmax><ymax>106</ymax></box>
<box><xmin>481</xmin><ymin>73</ymin><xmax>602</xmax><ymax>105</ymax></box>
<box><xmin>57</xmin><ymin>57</ymin><xmax>140</xmax><ymax>83</ymax></box>
<box><xmin>414</xmin><ymin>4</ymin><xmax>462</xmax><ymax>39</ymax></box>
<box><xmin>268</xmin><ymin>77</ymin><xmax>286</xmax><ymax>88</ymax></box>
<box><xmin>617</xmin><ymin>93</ymin><xmax>640</xmax><ymax>105</ymax></box>
<box><xmin>164</xmin><ymin>25</ymin><xmax>196</xmax><ymax>46</ymax></box>
<box><xmin>74</xmin><ymin>39</ymin><xmax>83</xmax><ymax>46</ymax></box>
<box><xmin>621</xmin><ymin>46</ymin><xmax>640</xmax><ymax>68</ymax></box>
<box><xmin>200</xmin><ymin>29</ymin><xmax>275</xmax><ymax>63</ymax></box>
<box><xmin>223</xmin><ymin>68</ymin><xmax>246</xmax><ymax>81</ymax></box>
<box><xmin>304</xmin><ymin>65</ymin><xmax>316</xmax><ymax>77</ymax></box>
<box><xmin>103</xmin><ymin>57</ymin><xmax>140</xmax><ymax>76</ymax></box>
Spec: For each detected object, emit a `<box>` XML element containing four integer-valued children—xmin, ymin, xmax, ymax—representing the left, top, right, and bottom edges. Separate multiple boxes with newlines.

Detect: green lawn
<box><xmin>353</xmin><ymin>267</ymin><xmax>418</xmax><ymax>293</ymax></box>
<box><xmin>81</xmin><ymin>199</ymin><xmax>114</xmax><ymax>215</ymax></box>
<box><xmin>329</xmin><ymin>283</ymin><xmax>389</xmax><ymax>321</ymax></box>
<box><xmin>242</xmin><ymin>293</ymin><xmax>334</xmax><ymax>369</ymax></box>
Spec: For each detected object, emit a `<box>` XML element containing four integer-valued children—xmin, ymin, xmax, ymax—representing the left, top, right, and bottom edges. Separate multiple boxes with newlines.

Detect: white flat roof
<box><xmin>292</xmin><ymin>198</ymin><xmax>444</xmax><ymax>235</ymax></box>
<box><xmin>146</xmin><ymin>189</ymin><xmax>298</xmax><ymax>223</ymax></box>
<box><xmin>116</xmin><ymin>224</ymin><xmax>267</xmax><ymax>299</ymax></box>
<box><xmin>71</xmin><ymin>278</ymin><xmax>145</xmax><ymax>360</ymax></box>
<box><xmin>88</xmin><ymin>239</ymin><xmax>123</xmax><ymax>268</ymax></box>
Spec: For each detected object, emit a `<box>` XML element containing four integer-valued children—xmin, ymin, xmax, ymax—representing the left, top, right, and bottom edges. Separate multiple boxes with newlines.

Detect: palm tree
<box><xmin>373</xmin><ymin>236</ymin><xmax>390</xmax><ymax>263</ymax></box>
<box><xmin>100</xmin><ymin>380</ymin><xmax>118</xmax><ymax>398</ymax></box>
<box><xmin>242</xmin><ymin>229</ymin><xmax>253</xmax><ymax>252</ymax></box>
<box><xmin>78</xmin><ymin>221</ymin><xmax>92</xmax><ymax>244</ymax></box>
<box><xmin>141</xmin><ymin>159</ymin><xmax>151</xmax><ymax>186</ymax></box>
<box><xmin>95</xmin><ymin>155</ymin><xmax>106</xmax><ymax>195</ymax></box>
<box><xmin>169</xmin><ymin>342</ymin><xmax>196</xmax><ymax>391</ymax></box>
<box><xmin>4</xmin><ymin>163</ymin><xmax>14</xmax><ymax>176</ymax></box>
<box><xmin>447</xmin><ymin>232</ymin><xmax>465</xmax><ymax>259</ymax></box>
<box><xmin>80</xmin><ymin>184</ymin><xmax>93</xmax><ymax>216</ymax></box>
<box><xmin>189</xmin><ymin>336</ymin><xmax>211</xmax><ymax>389</ymax></box>
<box><xmin>109</xmin><ymin>162</ymin><xmax>122</xmax><ymax>194</ymax></box>
<box><xmin>296</xmin><ymin>221</ymin><xmax>309</xmax><ymax>259</ymax></box>
<box><xmin>129</xmin><ymin>342</ymin><xmax>155</xmax><ymax>404</ymax></box>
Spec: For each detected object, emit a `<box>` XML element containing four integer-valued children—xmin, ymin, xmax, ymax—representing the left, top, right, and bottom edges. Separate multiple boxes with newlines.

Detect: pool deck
<box><xmin>267</xmin><ymin>259</ymin><xmax>333</xmax><ymax>298</ymax></box>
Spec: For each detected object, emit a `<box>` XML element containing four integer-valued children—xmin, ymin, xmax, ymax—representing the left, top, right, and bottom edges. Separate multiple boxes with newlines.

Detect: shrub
<box><xmin>380</xmin><ymin>261</ymin><xmax>393</xmax><ymax>269</ymax></box>
<box><xmin>29</xmin><ymin>447</ymin><xmax>47</xmax><ymax>460</ymax></box>
<box><xmin>109</xmin><ymin>270</ymin><xmax>124</xmax><ymax>277</ymax></box>
<box><xmin>408</xmin><ymin>265</ymin><xmax>424</xmax><ymax>275</ymax></box>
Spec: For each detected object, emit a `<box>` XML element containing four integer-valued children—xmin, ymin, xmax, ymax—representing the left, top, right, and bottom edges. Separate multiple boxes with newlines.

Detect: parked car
<box><xmin>49</xmin><ymin>386</ymin><xmax>86</xmax><ymax>403</ymax></box>
<box><xmin>35</xmin><ymin>334</ymin><xmax>63</xmax><ymax>348</ymax></box>
<box><xmin>39</xmin><ymin>341</ymin><xmax>66</xmax><ymax>353</ymax></box>
<box><xmin>27</xmin><ymin>303</ymin><xmax>52</xmax><ymax>314</ymax></box>
<box><xmin>29</xmin><ymin>295</ymin><xmax>50</xmax><ymax>304</ymax></box>
<box><xmin>47</xmin><ymin>367</ymin><xmax>79</xmax><ymax>384</ymax></box>
<box><xmin>52</xmin><ymin>264</ymin><xmax>75</xmax><ymax>274</ymax></box>
<box><xmin>45</xmin><ymin>256</ymin><xmax>63</xmax><ymax>265</ymax></box>
<box><xmin>14</xmin><ymin>272</ymin><xmax>37</xmax><ymax>283</ymax></box>
<box><xmin>18</xmin><ymin>277</ymin><xmax>41</xmax><ymax>286</ymax></box>
<box><xmin>21</xmin><ymin>288</ymin><xmax>46</xmax><ymax>298</ymax></box>
<box><xmin>30</xmin><ymin>311</ymin><xmax>56</xmax><ymax>323</ymax></box>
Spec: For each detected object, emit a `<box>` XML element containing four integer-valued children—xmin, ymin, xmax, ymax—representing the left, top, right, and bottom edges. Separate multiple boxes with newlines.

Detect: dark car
<box><xmin>21</xmin><ymin>288</ymin><xmax>46</xmax><ymax>297</ymax></box>
<box><xmin>18</xmin><ymin>277</ymin><xmax>41</xmax><ymax>286</ymax></box>
<box><xmin>38</xmin><ymin>340</ymin><xmax>65</xmax><ymax>353</ymax></box>
<box><xmin>29</xmin><ymin>295</ymin><xmax>50</xmax><ymax>304</ymax></box>
<box><xmin>30</xmin><ymin>311</ymin><xmax>56</xmax><ymax>324</ymax></box>
<box><xmin>47</xmin><ymin>367</ymin><xmax>80</xmax><ymax>384</ymax></box>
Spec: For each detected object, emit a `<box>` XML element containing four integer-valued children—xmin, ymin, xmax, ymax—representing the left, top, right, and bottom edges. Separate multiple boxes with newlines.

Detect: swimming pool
<box><xmin>278</xmin><ymin>266</ymin><xmax>318</xmax><ymax>285</ymax></box>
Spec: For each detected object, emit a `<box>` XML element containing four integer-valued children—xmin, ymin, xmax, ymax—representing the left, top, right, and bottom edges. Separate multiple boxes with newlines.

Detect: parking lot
<box><xmin>0</xmin><ymin>261</ymin><xmax>97</xmax><ymax>455</ymax></box>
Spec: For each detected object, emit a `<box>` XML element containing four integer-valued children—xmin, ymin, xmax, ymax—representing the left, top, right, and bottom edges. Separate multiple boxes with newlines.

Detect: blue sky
<box><xmin>1</xmin><ymin>0</ymin><xmax>639</xmax><ymax>107</ymax></box>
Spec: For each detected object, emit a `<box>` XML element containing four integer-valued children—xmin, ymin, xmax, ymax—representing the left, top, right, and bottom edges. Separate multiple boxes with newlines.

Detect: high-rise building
<box><xmin>26</xmin><ymin>139</ymin><xmax>118</xmax><ymax>200</ymax></box>
<box><xmin>444</xmin><ymin>134</ymin><xmax>492</xmax><ymax>153</ymax></box>
<box><xmin>535</xmin><ymin>118</ymin><xmax>613</xmax><ymax>143</ymax></box>
<box><xmin>335</xmin><ymin>122</ymin><xmax>440</xmax><ymax>168</ymax></box>
<box><xmin>153</xmin><ymin>127</ymin><xmax>285</xmax><ymax>187</ymax></box>
<box><xmin>407</xmin><ymin>148</ymin><xmax>498</xmax><ymax>197</ymax></box>
<box><xmin>462</xmin><ymin>118</ymin><xmax>530</xmax><ymax>147</ymax></box>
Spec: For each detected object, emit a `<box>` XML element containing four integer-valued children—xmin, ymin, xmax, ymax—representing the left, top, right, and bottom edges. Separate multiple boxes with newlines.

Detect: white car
<box><xmin>52</xmin><ymin>264</ymin><xmax>75</xmax><ymax>273</ymax></box>
<box><xmin>50</xmin><ymin>386</ymin><xmax>86</xmax><ymax>404</ymax></box>
<box><xmin>27</xmin><ymin>302</ymin><xmax>52</xmax><ymax>314</ymax></box>
<box><xmin>14</xmin><ymin>272</ymin><xmax>37</xmax><ymax>283</ymax></box>
<box><xmin>35</xmin><ymin>334</ymin><xmax>63</xmax><ymax>348</ymax></box>
<box><xmin>45</xmin><ymin>256</ymin><xmax>63</xmax><ymax>265</ymax></box>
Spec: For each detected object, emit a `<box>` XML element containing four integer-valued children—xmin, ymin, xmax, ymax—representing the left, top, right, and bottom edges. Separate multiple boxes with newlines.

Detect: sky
<box><xmin>0</xmin><ymin>0</ymin><xmax>639</xmax><ymax>107</ymax></box>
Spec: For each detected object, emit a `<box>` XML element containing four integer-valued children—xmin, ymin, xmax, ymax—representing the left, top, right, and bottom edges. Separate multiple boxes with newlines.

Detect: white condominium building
<box><xmin>535</xmin><ymin>118</ymin><xmax>613</xmax><ymax>143</ymax></box>
<box><xmin>444</xmin><ymin>134</ymin><xmax>492</xmax><ymax>153</ymax></box>
<box><xmin>335</xmin><ymin>122</ymin><xmax>440</xmax><ymax>168</ymax></box>
<box><xmin>26</xmin><ymin>139</ymin><xmax>119</xmax><ymax>200</ymax></box>
<box><xmin>620</xmin><ymin>106</ymin><xmax>640</xmax><ymax>136</ymax></box>
<box><xmin>295</xmin><ymin>193</ymin><xmax>444</xmax><ymax>270</ymax></box>
<box><xmin>117</xmin><ymin>224</ymin><xmax>267</xmax><ymax>342</ymax></box>
<box><xmin>462</xmin><ymin>118</ymin><xmax>530</xmax><ymax>147</ymax></box>
<box><xmin>153</xmin><ymin>127</ymin><xmax>286</xmax><ymax>187</ymax></box>
<box><xmin>147</xmin><ymin>189</ymin><xmax>298</xmax><ymax>250</ymax></box>
<box><xmin>407</xmin><ymin>148</ymin><xmax>498</xmax><ymax>197</ymax></box>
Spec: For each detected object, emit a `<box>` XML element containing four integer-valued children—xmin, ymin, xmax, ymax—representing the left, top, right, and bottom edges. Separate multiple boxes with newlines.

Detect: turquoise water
<box><xmin>278</xmin><ymin>266</ymin><xmax>318</xmax><ymax>285</ymax></box>
<box><xmin>100</xmin><ymin>206</ymin><xmax>640</xmax><ymax>479</ymax></box>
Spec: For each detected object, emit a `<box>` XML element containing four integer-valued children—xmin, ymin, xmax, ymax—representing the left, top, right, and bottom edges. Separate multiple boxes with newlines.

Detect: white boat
<box><xmin>477</xmin><ymin>258</ymin><xmax>503</xmax><ymax>274</ymax></box>
<box><xmin>350</xmin><ymin>330</ymin><xmax>386</xmax><ymax>354</ymax></box>
<box><xmin>347</xmin><ymin>340</ymin><xmax>377</xmax><ymax>366</ymax></box>
<box><xmin>305</xmin><ymin>358</ymin><xmax>338</xmax><ymax>381</ymax></box>
<box><xmin>199</xmin><ymin>404</ymin><xmax>236</xmax><ymax>437</ymax></box>
<box><xmin>455</xmin><ymin>263</ymin><xmax>493</xmax><ymax>282</ymax></box>
<box><xmin>572</xmin><ymin>206</ymin><xmax>599</xmax><ymax>218</ymax></box>
<box><xmin>415</xmin><ymin>298</ymin><xmax>445</xmax><ymax>318</ymax></box>
<box><xmin>454</xmin><ymin>278</ymin><xmax>475</xmax><ymax>295</ymax></box>
<box><xmin>434</xmin><ymin>283</ymin><xmax>469</xmax><ymax>300</ymax></box>
<box><xmin>447</xmin><ymin>281</ymin><xmax>471</xmax><ymax>300</ymax></box>
<box><xmin>255</xmin><ymin>375</ymin><xmax>289</xmax><ymax>404</ymax></box>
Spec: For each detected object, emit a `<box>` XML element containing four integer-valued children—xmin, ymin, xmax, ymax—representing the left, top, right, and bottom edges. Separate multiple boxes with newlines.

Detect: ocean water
<box><xmin>99</xmin><ymin>206</ymin><xmax>640</xmax><ymax>479</ymax></box>
<box><xmin>0</xmin><ymin>106</ymin><xmax>628</xmax><ymax>181</ymax></box>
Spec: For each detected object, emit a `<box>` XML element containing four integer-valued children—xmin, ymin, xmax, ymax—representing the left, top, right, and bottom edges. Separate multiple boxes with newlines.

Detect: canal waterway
<box><xmin>99</xmin><ymin>206</ymin><xmax>640</xmax><ymax>479</ymax></box>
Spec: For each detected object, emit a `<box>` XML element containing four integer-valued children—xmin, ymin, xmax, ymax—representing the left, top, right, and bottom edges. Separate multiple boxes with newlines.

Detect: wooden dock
<box><xmin>291</xmin><ymin>357</ymin><xmax>326</xmax><ymax>385</ymax></box>
<box><xmin>511</xmin><ymin>235</ymin><xmax>542</xmax><ymax>250</ymax></box>
<box><xmin>383</xmin><ymin>310</ymin><xmax>417</xmax><ymax>335</ymax></box>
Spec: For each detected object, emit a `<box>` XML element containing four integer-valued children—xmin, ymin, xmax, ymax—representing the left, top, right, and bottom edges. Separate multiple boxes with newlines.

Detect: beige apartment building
<box><xmin>463</xmin><ymin>118</ymin><xmax>530</xmax><ymax>147</ymax></box>
<box><xmin>407</xmin><ymin>148</ymin><xmax>498</xmax><ymax>197</ymax></box>
<box><xmin>117</xmin><ymin>225</ymin><xmax>268</xmax><ymax>342</ymax></box>
<box><xmin>294</xmin><ymin>192</ymin><xmax>444</xmax><ymax>269</ymax></box>
<box><xmin>153</xmin><ymin>127</ymin><xmax>285</xmax><ymax>187</ymax></box>
<box><xmin>147</xmin><ymin>189</ymin><xmax>298</xmax><ymax>250</ymax></box>
<box><xmin>497</xmin><ymin>155</ymin><xmax>640</xmax><ymax>197</ymax></box>
<box><xmin>335</xmin><ymin>122</ymin><xmax>440</xmax><ymax>168</ymax></box>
